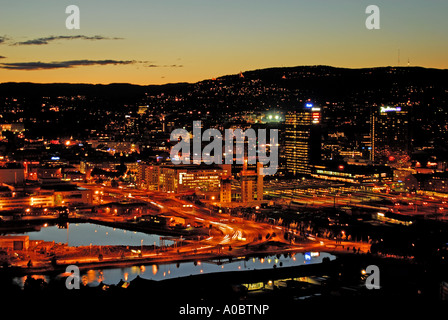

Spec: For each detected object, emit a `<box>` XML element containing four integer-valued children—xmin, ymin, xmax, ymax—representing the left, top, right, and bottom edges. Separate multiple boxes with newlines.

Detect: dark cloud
<box><xmin>0</xmin><ymin>36</ymin><xmax>9</xmax><ymax>44</ymax></box>
<box><xmin>0</xmin><ymin>59</ymin><xmax>137</xmax><ymax>70</ymax></box>
<box><xmin>0</xmin><ymin>56</ymin><xmax>5</xmax><ymax>59</ymax></box>
<box><xmin>13</xmin><ymin>35</ymin><xmax>123</xmax><ymax>46</ymax></box>
<box><xmin>147</xmin><ymin>64</ymin><xmax>183</xmax><ymax>68</ymax></box>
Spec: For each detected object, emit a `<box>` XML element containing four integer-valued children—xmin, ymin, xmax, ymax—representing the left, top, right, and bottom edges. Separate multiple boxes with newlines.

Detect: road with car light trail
<box><xmin>44</xmin><ymin>184</ymin><xmax>370</xmax><ymax>270</ymax></box>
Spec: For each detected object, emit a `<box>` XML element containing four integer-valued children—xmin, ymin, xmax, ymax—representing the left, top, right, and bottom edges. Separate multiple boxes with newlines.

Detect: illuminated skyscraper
<box><xmin>285</xmin><ymin>103</ymin><xmax>322</xmax><ymax>175</ymax></box>
<box><xmin>220</xmin><ymin>164</ymin><xmax>232</xmax><ymax>203</ymax></box>
<box><xmin>370</xmin><ymin>106</ymin><xmax>410</xmax><ymax>165</ymax></box>
<box><xmin>240</xmin><ymin>161</ymin><xmax>264</xmax><ymax>203</ymax></box>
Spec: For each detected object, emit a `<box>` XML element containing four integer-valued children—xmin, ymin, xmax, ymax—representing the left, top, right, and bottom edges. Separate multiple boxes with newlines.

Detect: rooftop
<box><xmin>40</xmin><ymin>184</ymin><xmax>87</xmax><ymax>192</ymax></box>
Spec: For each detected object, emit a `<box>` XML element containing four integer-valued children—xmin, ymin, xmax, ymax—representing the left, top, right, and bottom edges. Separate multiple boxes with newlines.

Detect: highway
<box><xmin>50</xmin><ymin>183</ymin><xmax>371</xmax><ymax>269</ymax></box>
<box><xmin>82</xmin><ymin>183</ymin><xmax>289</xmax><ymax>248</ymax></box>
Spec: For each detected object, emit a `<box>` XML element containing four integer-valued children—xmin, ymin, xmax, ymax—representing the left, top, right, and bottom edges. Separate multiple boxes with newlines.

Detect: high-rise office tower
<box><xmin>220</xmin><ymin>164</ymin><xmax>232</xmax><ymax>203</ymax></box>
<box><xmin>240</xmin><ymin>160</ymin><xmax>264</xmax><ymax>203</ymax></box>
<box><xmin>256</xmin><ymin>162</ymin><xmax>263</xmax><ymax>201</ymax></box>
<box><xmin>370</xmin><ymin>106</ymin><xmax>410</xmax><ymax>165</ymax></box>
<box><xmin>220</xmin><ymin>177</ymin><xmax>232</xmax><ymax>203</ymax></box>
<box><xmin>285</xmin><ymin>102</ymin><xmax>322</xmax><ymax>176</ymax></box>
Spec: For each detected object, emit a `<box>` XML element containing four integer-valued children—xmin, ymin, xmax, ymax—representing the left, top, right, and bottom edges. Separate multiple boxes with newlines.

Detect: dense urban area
<box><xmin>1</xmin><ymin>66</ymin><xmax>448</xmax><ymax>311</ymax></box>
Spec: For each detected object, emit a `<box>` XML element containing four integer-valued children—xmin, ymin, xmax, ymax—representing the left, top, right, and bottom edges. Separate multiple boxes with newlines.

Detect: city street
<box><xmin>29</xmin><ymin>182</ymin><xmax>369</xmax><ymax>271</ymax></box>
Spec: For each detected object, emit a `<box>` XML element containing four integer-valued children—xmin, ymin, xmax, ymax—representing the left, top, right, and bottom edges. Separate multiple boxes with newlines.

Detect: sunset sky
<box><xmin>0</xmin><ymin>0</ymin><xmax>447</xmax><ymax>85</ymax></box>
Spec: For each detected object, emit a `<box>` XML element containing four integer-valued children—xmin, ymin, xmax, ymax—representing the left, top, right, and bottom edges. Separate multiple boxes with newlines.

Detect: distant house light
<box><xmin>380</xmin><ymin>106</ymin><xmax>402</xmax><ymax>113</ymax></box>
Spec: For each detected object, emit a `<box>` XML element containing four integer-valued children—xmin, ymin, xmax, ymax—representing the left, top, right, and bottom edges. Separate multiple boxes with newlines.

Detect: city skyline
<box><xmin>1</xmin><ymin>0</ymin><xmax>448</xmax><ymax>85</ymax></box>
<box><xmin>2</xmin><ymin>0</ymin><xmax>448</xmax><ymax>310</ymax></box>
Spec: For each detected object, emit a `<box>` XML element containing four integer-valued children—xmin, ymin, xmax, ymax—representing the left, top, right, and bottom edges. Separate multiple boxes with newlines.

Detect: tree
<box><xmin>111</xmin><ymin>179</ymin><xmax>119</xmax><ymax>188</ymax></box>
<box><xmin>116</xmin><ymin>163</ymin><xmax>127</xmax><ymax>176</ymax></box>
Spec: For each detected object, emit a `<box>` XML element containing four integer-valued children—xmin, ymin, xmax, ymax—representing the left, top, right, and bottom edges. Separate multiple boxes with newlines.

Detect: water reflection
<box><xmin>12</xmin><ymin>252</ymin><xmax>335</xmax><ymax>289</ymax></box>
<box><xmin>13</xmin><ymin>223</ymin><xmax>174</xmax><ymax>247</ymax></box>
<box><xmin>152</xmin><ymin>264</ymin><xmax>158</xmax><ymax>275</ymax></box>
<box><xmin>12</xmin><ymin>274</ymin><xmax>50</xmax><ymax>289</ymax></box>
<box><xmin>76</xmin><ymin>252</ymin><xmax>335</xmax><ymax>286</ymax></box>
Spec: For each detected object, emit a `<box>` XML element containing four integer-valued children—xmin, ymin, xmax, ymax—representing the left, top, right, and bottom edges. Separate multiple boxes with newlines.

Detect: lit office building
<box><xmin>240</xmin><ymin>161</ymin><xmax>264</xmax><ymax>204</ymax></box>
<box><xmin>158</xmin><ymin>164</ymin><xmax>230</xmax><ymax>196</ymax></box>
<box><xmin>0</xmin><ymin>193</ymin><xmax>54</xmax><ymax>211</ymax></box>
<box><xmin>137</xmin><ymin>163</ymin><xmax>160</xmax><ymax>191</ymax></box>
<box><xmin>285</xmin><ymin>102</ymin><xmax>322</xmax><ymax>175</ymax></box>
<box><xmin>370</xmin><ymin>106</ymin><xmax>410</xmax><ymax>165</ymax></box>
<box><xmin>220</xmin><ymin>177</ymin><xmax>232</xmax><ymax>203</ymax></box>
<box><xmin>220</xmin><ymin>164</ymin><xmax>232</xmax><ymax>203</ymax></box>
